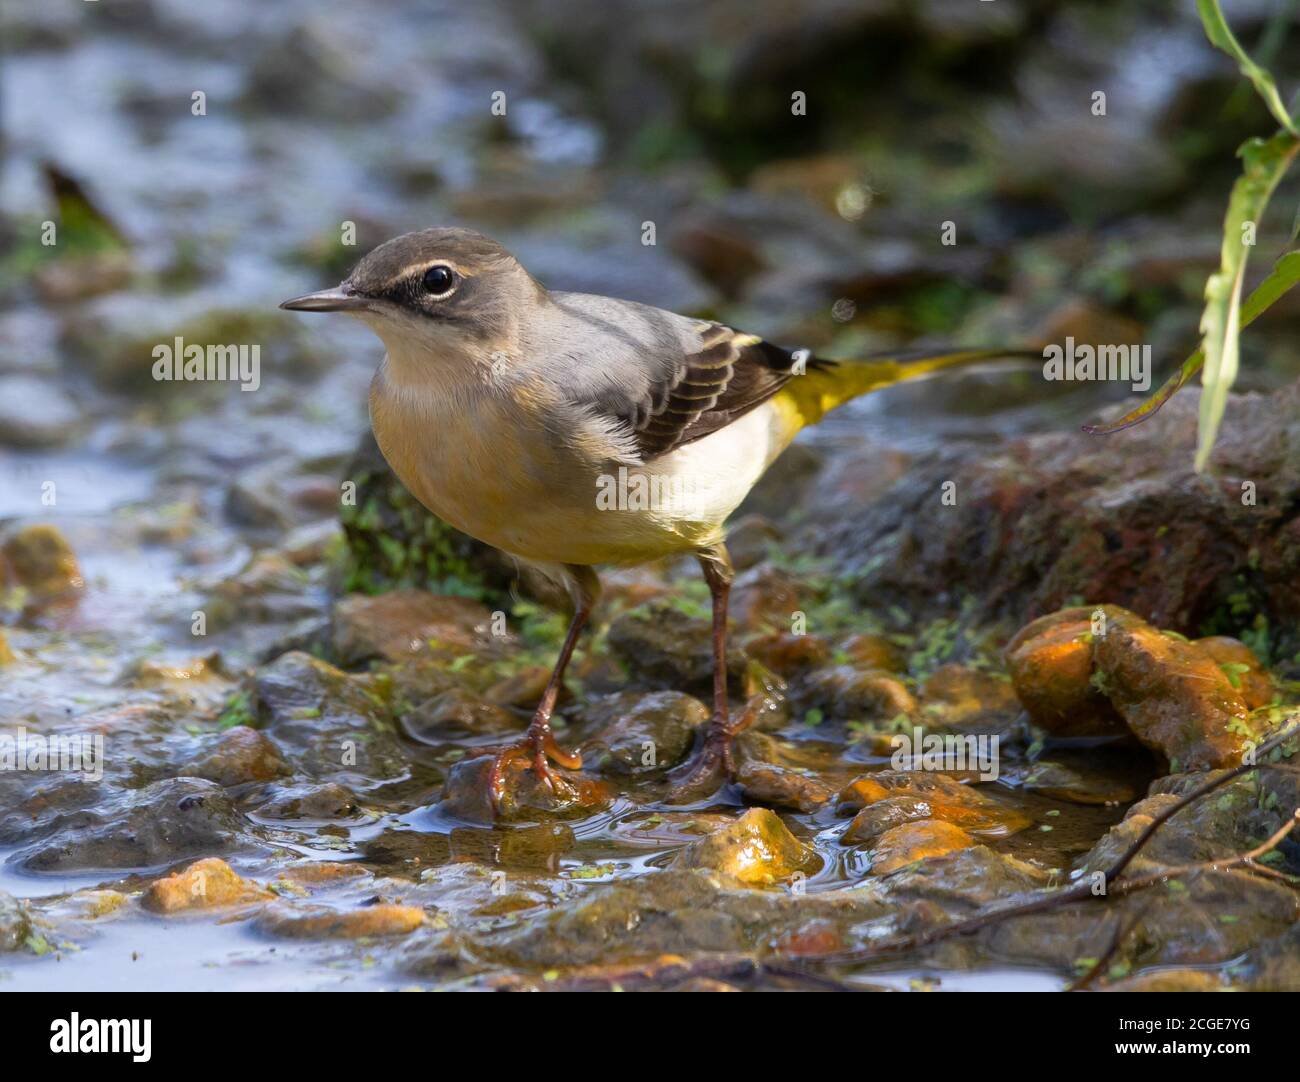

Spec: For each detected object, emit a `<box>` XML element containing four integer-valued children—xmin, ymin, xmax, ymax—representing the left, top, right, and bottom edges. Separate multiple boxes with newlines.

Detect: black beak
<box><xmin>279</xmin><ymin>286</ymin><xmax>369</xmax><ymax>313</ymax></box>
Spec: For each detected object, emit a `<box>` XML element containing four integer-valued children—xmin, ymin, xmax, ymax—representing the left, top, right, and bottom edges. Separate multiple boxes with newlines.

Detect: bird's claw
<box><xmin>663</xmin><ymin>699</ymin><xmax>758</xmax><ymax>804</ymax></box>
<box><xmin>487</xmin><ymin>726</ymin><xmax>582</xmax><ymax>812</ymax></box>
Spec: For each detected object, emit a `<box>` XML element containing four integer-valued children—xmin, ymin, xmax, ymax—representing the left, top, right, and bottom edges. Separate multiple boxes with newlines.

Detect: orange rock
<box><xmin>143</xmin><ymin>858</ymin><xmax>273</xmax><ymax>913</ymax></box>
<box><xmin>836</xmin><ymin>633</ymin><xmax>906</xmax><ymax>673</ymax></box>
<box><xmin>256</xmin><ymin>901</ymin><xmax>425</xmax><ymax>938</ymax></box>
<box><xmin>836</xmin><ymin>770</ymin><xmax>976</xmax><ymax>811</ymax></box>
<box><xmin>805</xmin><ymin>665</ymin><xmax>916</xmax><ymax>720</ymax></box>
<box><xmin>837</xmin><ymin>771</ymin><xmax>1029</xmax><ymax>841</ymax></box>
<box><xmin>743</xmin><ymin>632</ymin><xmax>831</xmax><ymax>676</ymax></box>
<box><xmin>1</xmin><ymin>524</ymin><xmax>83</xmax><ymax>598</ymax></box>
<box><xmin>1004</xmin><ymin>607</ymin><xmax>1125</xmax><ymax>736</ymax></box>
<box><xmin>672</xmin><ymin>808</ymin><xmax>819</xmax><ymax>885</ymax></box>
<box><xmin>729</xmin><ymin>565</ymin><xmax>801</xmax><ymax>632</ymax></box>
<box><xmin>735</xmin><ymin>760</ymin><xmax>834</xmax><ymax>813</ymax></box>
<box><xmin>277</xmin><ymin>861</ymin><xmax>371</xmax><ymax>885</ymax></box>
<box><xmin>1194</xmin><ymin>636</ymin><xmax>1274</xmax><ymax>710</ymax></box>
<box><xmin>1095</xmin><ymin>612</ymin><xmax>1254</xmax><ymax>770</ymax></box>
<box><xmin>869</xmin><ymin>819</ymin><xmax>976</xmax><ymax>875</ymax></box>
<box><xmin>920</xmin><ymin>663</ymin><xmax>1021</xmax><ymax>728</ymax></box>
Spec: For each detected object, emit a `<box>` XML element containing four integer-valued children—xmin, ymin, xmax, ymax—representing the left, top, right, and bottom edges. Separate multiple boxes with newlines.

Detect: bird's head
<box><xmin>281</xmin><ymin>227</ymin><xmax>541</xmax><ymax>363</ymax></box>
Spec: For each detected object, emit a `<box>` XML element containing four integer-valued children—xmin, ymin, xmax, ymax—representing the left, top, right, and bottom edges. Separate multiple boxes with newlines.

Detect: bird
<box><xmin>283</xmin><ymin>226</ymin><xmax>1033</xmax><ymax>810</ymax></box>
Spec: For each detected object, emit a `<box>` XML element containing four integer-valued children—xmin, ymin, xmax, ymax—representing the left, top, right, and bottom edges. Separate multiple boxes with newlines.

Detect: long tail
<box><xmin>779</xmin><ymin>346</ymin><xmax>1043</xmax><ymax>432</ymax></box>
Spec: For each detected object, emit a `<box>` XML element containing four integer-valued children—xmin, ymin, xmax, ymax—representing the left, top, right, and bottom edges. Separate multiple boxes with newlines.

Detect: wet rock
<box><xmin>837</xmin><ymin>633</ymin><xmax>907</xmax><ymax>673</ymax></box>
<box><xmin>875</xmin><ymin>844</ymin><xmax>1048</xmax><ymax>911</ymax></box>
<box><xmin>251</xmin><ymin>782</ymin><xmax>361</xmax><ymax>821</ymax></box>
<box><xmin>142</xmin><ymin>857</ymin><xmax>273</xmax><ymax>913</ymax></box>
<box><xmin>1239</xmin><ymin>923</ymin><xmax>1300</xmax><ymax>991</ymax></box>
<box><xmin>279</xmin><ymin>520</ymin><xmax>344</xmax><ymax>567</ymax></box>
<box><xmin>255</xmin><ymin>901</ymin><xmax>425</xmax><ymax>939</ymax></box>
<box><xmin>1008</xmin><ymin>605</ymin><xmax>1263</xmax><ymax>769</ymax></box>
<box><xmin>743</xmin><ymin>632</ymin><xmax>830</xmax><ymax>676</ymax></box>
<box><xmin>837</xmin><ymin>770</ymin><xmax>974</xmax><ymax>812</ymax></box>
<box><xmin>440</xmin><ymin>754</ymin><xmax>610</xmax><ymax>824</ymax></box>
<box><xmin>607</xmin><ymin>600</ymin><xmax>748</xmax><ymax>698</ymax></box>
<box><xmin>224</xmin><ymin>472</ymin><xmax>295</xmax><ymax>532</ymax></box>
<box><xmin>1078</xmin><ymin>771</ymin><xmax>1276</xmax><ymax>876</ymax></box>
<box><xmin>54</xmin><ymin>889</ymin><xmax>128</xmax><ymax>921</ymax></box>
<box><xmin>124</xmin><ymin>652</ymin><xmax>226</xmax><ymax>691</ymax></box>
<box><xmin>0</xmin><ymin>523</ymin><xmax>84</xmax><ymax>601</ymax></box>
<box><xmin>735</xmin><ymin>760</ymin><xmax>835</xmax><ymax>813</ymax></box>
<box><xmin>203</xmin><ymin>551</ymin><xmax>322</xmax><ymax>628</ymax></box>
<box><xmin>454</xmin><ymin>868</ymin><xmax>867</xmax><ymax>971</ymax></box>
<box><xmin>869</xmin><ymin>820</ymin><xmax>977</xmax><ymax>875</ymax></box>
<box><xmin>0</xmin><ymin>376</ymin><xmax>81</xmax><ymax>448</ymax></box>
<box><xmin>1105</xmin><ymin>969</ymin><xmax>1227</xmax><ymax>992</ymax></box>
<box><xmin>987</xmin><ymin>869</ymin><xmax>1300</xmax><ymax>974</ymax></box>
<box><xmin>919</xmin><ymin>664</ymin><xmax>1022</xmax><ymax>733</ymax></box>
<box><xmin>1005</xmin><ymin>607</ymin><xmax>1125</xmax><ymax>736</ymax></box>
<box><xmin>13</xmin><ymin>778</ymin><xmax>257</xmax><ymax>873</ymax></box>
<box><xmin>331</xmin><ymin>590</ymin><xmax>496</xmax><ymax>665</ymax></box>
<box><xmin>844</xmin><ymin>792</ymin><xmax>1029</xmax><ymax>844</ymax></box>
<box><xmin>729</xmin><ymin>565</ymin><xmax>801</xmax><ymax>632</ymax></box>
<box><xmin>276</xmin><ymin>861</ymin><xmax>371</xmax><ymax>887</ymax></box>
<box><xmin>800</xmin><ymin>665</ymin><xmax>916</xmax><ymax>722</ymax></box>
<box><xmin>581</xmin><ymin>690</ymin><xmax>707</xmax><ymax>774</ymax></box>
<box><xmin>252</xmin><ymin>651</ymin><xmax>409</xmax><ymax>788</ymax></box>
<box><xmin>1195</xmin><ymin>635</ymin><xmax>1274</xmax><ymax>710</ymax></box>
<box><xmin>838</xmin><ymin>772</ymin><xmax>1029</xmax><ymax>841</ymax></box>
<box><xmin>671</xmin><ymin>808</ymin><xmax>818</xmax><ymax>885</ymax></box>
<box><xmin>402</xmin><ymin>688</ymin><xmax>521</xmax><ymax>741</ymax></box>
<box><xmin>0</xmin><ymin>891</ymin><xmax>32</xmax><ymax>951</ymax></box>
<box><xmin>484</xmin><ymin>666</ymin><xmax>553</xmax><ymax>708</ymax></box>
<box><xmin>811</xmin><ymin>383</ymin><xmax>1300</xmax><ymax>656</ymax></box>
<box><xmin>181</xmin><ymin>726</ymin><xmax>290</xmax><ymax>787</ymax></box>
<box><xmin>0</xmin><ymin>628</ymin><xmax>13</xmax><ymax>666</ymax></box>
<box><xmin>1094</xmin><ymin>610</ymin><xmax>1254</xmax><ymax>771</ymax></box>
<box><xmin>1017</xmin><ymin>760</ymin><xmax>1137</xmax><ymax>806</ymax></box>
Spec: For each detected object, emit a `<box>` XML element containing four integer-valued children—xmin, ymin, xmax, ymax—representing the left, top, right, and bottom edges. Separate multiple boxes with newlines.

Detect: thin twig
<box><xmin>784</xmin><ymin>718</ymin><xmax>1300</xmax><ymax>970</ymax></box>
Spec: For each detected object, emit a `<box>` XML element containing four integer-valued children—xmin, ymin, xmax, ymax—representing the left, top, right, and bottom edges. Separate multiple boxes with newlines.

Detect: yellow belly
<box><xmin>369</xmin><ymin>377</ymin><xmax>798</xmax><ymax>567</ymax></box>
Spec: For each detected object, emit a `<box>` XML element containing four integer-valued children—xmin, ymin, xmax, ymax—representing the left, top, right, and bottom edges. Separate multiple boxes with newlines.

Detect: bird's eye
<box><xmin>422</xmin><ymin>265</ymin><xmax>456</xmax><ymax>297</ymax></box>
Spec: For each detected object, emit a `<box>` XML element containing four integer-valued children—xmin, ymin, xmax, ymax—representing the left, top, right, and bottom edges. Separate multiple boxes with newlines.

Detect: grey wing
<box><xmin>534</xmin><ymin>291</ymin><xmax>824</xmax><ymax>462</ymax></box>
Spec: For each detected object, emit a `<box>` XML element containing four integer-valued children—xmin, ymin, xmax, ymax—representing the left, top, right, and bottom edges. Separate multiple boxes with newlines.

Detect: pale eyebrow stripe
<box><xmin>389</xmin><ymin>260</ymin><xmax>475</xmax><ymax>281</ymax></box>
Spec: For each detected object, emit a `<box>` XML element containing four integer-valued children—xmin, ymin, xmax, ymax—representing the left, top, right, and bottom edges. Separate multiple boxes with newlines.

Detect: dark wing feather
<box><xmin>535</xmin><ymin>293</ymin><xmax>833</xmax><ymax>464</ymax></box>
<box><xmin>634</xmin><ymin>325</ymin><xmax>833</xmax><ymax>459</ymax></box>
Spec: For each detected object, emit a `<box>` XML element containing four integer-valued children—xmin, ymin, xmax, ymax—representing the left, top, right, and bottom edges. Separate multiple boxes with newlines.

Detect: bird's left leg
<box><xmin>667</xmin><ymin>543</ymin><xmax>755</xmax><ymax>799</ymax></box>
<box><xmin>487</xmin><ymin>564</ymin><xmax>598</xmax><ymax>808</ymax></box>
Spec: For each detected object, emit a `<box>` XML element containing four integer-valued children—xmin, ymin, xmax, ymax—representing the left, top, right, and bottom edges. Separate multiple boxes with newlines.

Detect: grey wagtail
<box><xmin>283</xmin><ymin>226</ymin><xmax>1034</xmax><ymax>809</ymax></box>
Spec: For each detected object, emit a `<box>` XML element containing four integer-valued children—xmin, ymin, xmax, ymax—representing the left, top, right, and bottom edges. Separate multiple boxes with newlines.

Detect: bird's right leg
<box><xmin>666</xmin><ymin>543</ymin><xmax>756</xmax><ymax>801</ymax></box>
<box><xmin>487</xmin><ymin>565</ymin><xmax>598</xmax><ymax>810</ymax></box>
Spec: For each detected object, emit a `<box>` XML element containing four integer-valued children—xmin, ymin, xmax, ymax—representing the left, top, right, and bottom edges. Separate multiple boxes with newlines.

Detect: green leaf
<box><xmin>1197</xmin><ymin>0</ymin><xmax>1298</xmax><ymax>135</ymax></box>
<box><xmin>1083</xmin><ymin>248</ymin><xmax>1300</xmax><ymax>436</ymax></box>
<box><xmin>1196</xmin><ymin>131</ymin><xmax>1300</xmax><ymax>471</ymax></box>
